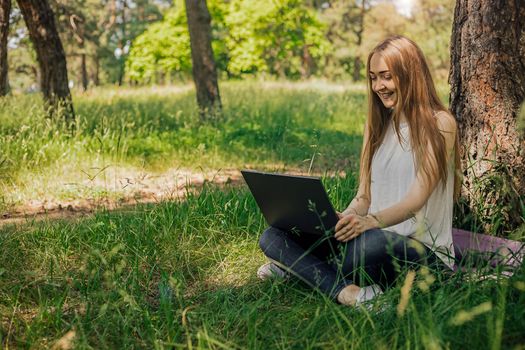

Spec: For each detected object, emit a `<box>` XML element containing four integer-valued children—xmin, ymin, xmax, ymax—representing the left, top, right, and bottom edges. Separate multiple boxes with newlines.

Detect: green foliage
<box><xmin>126</xmin><ymin>3</ymin><xmax>192</xmax><ymax>83</ymax></box>
<box><xmin>7</xmin><ymin>0</ymin><xmax>170</xmax><ymax>89</ymax></box>
<box><xmin>6</xmin><ymin>1</ymin><xmax>38</xmax><ymax>91</ymax></box>
<box><xmin>7</xmin><ymin>0</ymin><xmax>455</xmax><ymax>87</ymax></box>
<box><xmin>125</xmin><ymin>0</ymin><xmax>454</xmax><ymax>83</ymax></box>
<box><xmin>126</xmin><ymin>0</ymin><xmax>330</xmax><ymax>82</ymax></box>
<box><xmin>318</xmin><ymin>0</ymin><xmax>370</xmax><ymax>80</ymax></box>
<box><xmin>222</xmin><ymin>0</ymin><xmax>270</xmax><ymax>75</ymax></box>
<box><xmin>253</xmin><ymin>0</ymin><xmax>329</xmax><ymax>78</ymax></box>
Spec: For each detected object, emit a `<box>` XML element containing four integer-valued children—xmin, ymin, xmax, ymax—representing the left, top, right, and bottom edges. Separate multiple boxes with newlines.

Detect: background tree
<box><xmin>320</xmin><ymin>0</ymin><xmax>371</xmax><ymax>81</ymax></box>
<box><xmin>52</xmin><ymin>0</ymin><xmax>166</xmax><ymax>88</ymax></box>
<box><xmin>17</xmin><ymin>0</ymin><xmax>74</xmax><ymax>123</ymax></box>
<box><xmin>254</xmin><ymin>0</ymin><xmax>327</xmax><ymax>79</ymax></box>
<box><xmin>0</xmin><ymin>0</ymin><xmax>10</xmax><ymax>96</ymax></box>
<box><xmin>6</xmin><ymin>3</ymin><xmax>39</xmax><ymax>90</ymax></box>
<box><xmin>185</xmin><ymin>0</ymin><xmax>221</xmax><ymax>120</ymax></box>
<box><xmin>127</xmin><ymin>0</ymin><xmax>328</xmax><ymax>82</ymax></box>
<box><xmin>350</xmin><ymin>0</ymin><xmax>368</xmax><ymax>81</ymax></box>
<box><xmin>408</xmin><ymin>0</ymin><xmax>454</xmax><ymax>82</ymax></box>
<box><xmin>449</xmin><ymin>0</ymin><xmax>525</xmax><ymax>234</ymax></box>
<box><xmin>126</xmin><ymin>1</ymin><xmax>192</xmax><ymax>84</ymax></box>
<box><xmin>361</xmin><ymin>2</ymin><xmax>407</xmax><ymax>54</ymax></box>
<box><xmin>53</xmin><ymin>0</ymin><xmax>106</xmax><ymax>90</ymax></box>
<box><xmin>6</xmin><ymin>0</ymin><xmax>457</xmax><ymax>88</ymax></box>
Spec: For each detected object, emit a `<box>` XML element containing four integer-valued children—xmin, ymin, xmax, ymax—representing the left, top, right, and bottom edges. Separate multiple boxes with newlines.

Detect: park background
<box><xmin>1</xmin><ymin>0</ymin><xmax>524</xmax><ymax>349</ymax></box>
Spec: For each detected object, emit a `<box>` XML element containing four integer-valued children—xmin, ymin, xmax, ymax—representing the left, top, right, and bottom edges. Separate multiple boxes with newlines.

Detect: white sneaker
<box><xmin>257</xmin><ymin>262</ymin><xmax>289</xmax><ymax>280</ymax></box>
<box><xmin>355</xmin><ymin>284</ymin><xmax>387</xmax><ymax>312</ymax></box>
<box><xmin>355</xmin><ymin>284</ymin><xmax>383</xmax><ymax>305</ymax></box>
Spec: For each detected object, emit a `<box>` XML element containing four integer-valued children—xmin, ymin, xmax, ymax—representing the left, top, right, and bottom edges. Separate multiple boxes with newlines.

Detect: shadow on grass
<box><xmin>1</xmin><ymin>180</ymin><xmax>525</xmax><ymax>349</ymax></box>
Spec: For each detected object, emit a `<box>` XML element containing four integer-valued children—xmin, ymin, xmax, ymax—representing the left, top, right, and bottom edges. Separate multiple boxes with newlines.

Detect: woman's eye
<box><xmin>384</xmin><ymin>75</ymin><xmax>392</xmax><ymax>80</ymax></box>
<box><xmin>370</xmin><ymin>76</ymin><xmax>377</xmax><ymax>81</ymax></box>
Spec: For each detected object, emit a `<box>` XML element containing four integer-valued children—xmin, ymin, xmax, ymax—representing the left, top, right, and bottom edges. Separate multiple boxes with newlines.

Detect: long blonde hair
<box><xmin>360</xmin><ymin>35</ymin><xmax>461</xmax><ymax>200</ymax></box>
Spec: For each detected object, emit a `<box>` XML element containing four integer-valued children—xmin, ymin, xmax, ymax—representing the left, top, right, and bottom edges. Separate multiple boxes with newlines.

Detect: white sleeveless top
<box><xmin>369</xmin><ymin>119</ymin><xmax>455</xmax><ymax>268</ymax></box>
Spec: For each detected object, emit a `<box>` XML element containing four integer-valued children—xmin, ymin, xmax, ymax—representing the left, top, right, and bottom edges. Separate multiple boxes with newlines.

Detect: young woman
<box><xmin>258</xmin><ymin>35</ymin><xmax>461</xmax><ymax>306</ymax></box>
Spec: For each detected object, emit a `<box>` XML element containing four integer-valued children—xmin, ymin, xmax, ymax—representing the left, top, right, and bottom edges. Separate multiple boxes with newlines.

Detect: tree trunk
<box><xmin>301</xmin><ymin>44</ymin><xmax>314</xmax><ymax>79</ymax></box>
<box><xmin>0</xmin><ymin>0</ymin><xmax>10</xmax><ymax>96</ymax></box>
<box><xmin>17</xmin><ymin>0</ymin><xmax>75</xmax><ymax>125</ymax></box>
<box><xmin>117</xmin><ymin>0</ymin><xmax>127</xmax><ymax>86</ymax></box>
<box><xmin>185</xmin><ymin>0</ymin><xmax>221</xmax><ymax>121</ymax></box>
<box><xmin>93</xmin><ymin>54</ymin><xmax>100</xmax><ymax>86</ymax></box>
<box><xmin>352</xmin><ymin>0</ymin><xmax>366</xmax><ymax>82</ymax></box>
<box><xmin>352</xmin><ymin>57</ymin><xmax>361</xmax><ymax>82</ymax></box>
<box><xmin>449</xmin><ymin>0</ymin><xmax>525</xmax><ymax>234</ymax></box>
<box><xmin>80</xmin><ymin>52</ymin><xmax>88</xmax><ymax>91</ymax></box>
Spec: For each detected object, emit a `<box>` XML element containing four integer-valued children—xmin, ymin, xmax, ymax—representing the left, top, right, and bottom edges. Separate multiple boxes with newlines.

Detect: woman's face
<box><xmin>369</xmin><ymin>53</ymin><xmax>397</xmax><ymax>109</ymax></box>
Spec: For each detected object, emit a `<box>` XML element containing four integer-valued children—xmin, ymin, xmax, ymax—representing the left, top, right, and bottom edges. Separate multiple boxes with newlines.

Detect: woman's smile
<box><xmin>377</xmin><ymin>89</ymin><xmax>397</xmax><ymax>108</ymax></box>
<box><xmin>378</xmin><ymin>91</ymin><xmax>394</xmax><ymax>99</ymax></box>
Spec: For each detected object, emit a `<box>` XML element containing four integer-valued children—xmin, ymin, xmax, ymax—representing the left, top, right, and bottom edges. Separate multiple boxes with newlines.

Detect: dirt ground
<box><xmin>0</xmin><ymin>165</ymin><xmax>348</xmax><ymax>228</ymax></box>
<box><xmin>0</xmin><ymin>168</ymin><xmax>243</xmax><ymax>228</ymax></box>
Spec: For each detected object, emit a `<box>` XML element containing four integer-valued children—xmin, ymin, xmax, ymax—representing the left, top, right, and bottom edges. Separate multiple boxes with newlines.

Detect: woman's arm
<box><xmin>341</xmin><ymin>178</ymin><xmax>370</xmax><ymax>216</ymax></box>
<box><xmin>335</xmin><ymin>112</ymin><xmax>457</xmax><ymax>241</ymax></box>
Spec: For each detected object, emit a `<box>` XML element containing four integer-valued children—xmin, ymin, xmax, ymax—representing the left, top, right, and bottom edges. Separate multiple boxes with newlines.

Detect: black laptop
<box><xmin>241</xmin><ymin>170</ymin><xmax>339</xmax><ymax>235</ymax></box>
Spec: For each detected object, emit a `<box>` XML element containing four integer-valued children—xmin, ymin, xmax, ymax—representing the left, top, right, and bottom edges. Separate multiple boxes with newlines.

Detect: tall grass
<box><xmin>0</xmin><ymin>82</ymin><xmax>366</xmax><ymax>208</ymax></box>
<box><xmin>0</xmin><ymin>82</ymin><xmax>367</xmax><ymax>173</ymax></box>
<box><xmin>1</xmin><ymin>179</ymin><xmax>524</xmax><ymax>348</ymax></box>
<box><xmin>1</xmin><ymin>82</ymin><xmax>524</xmax><ymax>348</ymax></box>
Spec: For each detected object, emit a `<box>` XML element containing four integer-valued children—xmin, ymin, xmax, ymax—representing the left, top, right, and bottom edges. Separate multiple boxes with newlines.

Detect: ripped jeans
<box><xmin>259</xmin><ymin>226</ymin><xmax>443</xmax><ymax>300</ymax></box>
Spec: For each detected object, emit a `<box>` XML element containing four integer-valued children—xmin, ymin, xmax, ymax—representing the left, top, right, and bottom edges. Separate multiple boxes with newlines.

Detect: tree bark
<box><xmin>93</xmin><ymin>53</ymin><xmax>100</xmax><ymax>86</ymax></box>
<box><xmin>17</xmin><ymin>0</ymin><xmax>75</xmax><ymax>125</ymax></box>
<box><xmin>185</xmin><ymin>0</ymin><xmax>221</xmax><ymax>121</ymax></box>
<box><xmin>80</xmin><ymin>52</ymin><xmax>88</xmax><ymax>91</ymax></box>
<box><xmin>449</xmin><ymin>0</ymin><xmax>525</xmax><ymax>234</ymax></box>
<box><xmin>301</xmin><ymin>44</ymin><xmax>314</xmax><ymax>79</ymax></box>
<box><xmin>0</xmin><ymin>0</ymin><xmax>10</xmax><ymax>96</ymax></box>
<box><xmin>352</xmin><ymin>57</ymin><xmax>361</xmax><ymax>82</ymax></box>
<box><xmin>352</xmin><ymin>0</ymin><xmax>366</xmax><ymax>82</ymax></box>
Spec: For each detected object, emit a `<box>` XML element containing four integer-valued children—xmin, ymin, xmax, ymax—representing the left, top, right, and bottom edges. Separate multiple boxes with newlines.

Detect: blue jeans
<box><xmin>259</xmin><ymin>226</ymin><xmax>442</xmax><ymax>300</ymax></box>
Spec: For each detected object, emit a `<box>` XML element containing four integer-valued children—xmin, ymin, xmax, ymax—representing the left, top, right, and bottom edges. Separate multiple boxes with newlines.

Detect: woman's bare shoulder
<box><xmin>434</xmin><ymin>110</ymin><xmax>457</xmax><ymax>134</ymax></box>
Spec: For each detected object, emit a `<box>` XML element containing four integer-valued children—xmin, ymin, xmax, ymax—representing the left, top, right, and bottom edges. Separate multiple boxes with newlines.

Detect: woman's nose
<box><xmin>373</xmin><ymin>80</ymin><xmax>384</xmax><ymax>92</ymax></box>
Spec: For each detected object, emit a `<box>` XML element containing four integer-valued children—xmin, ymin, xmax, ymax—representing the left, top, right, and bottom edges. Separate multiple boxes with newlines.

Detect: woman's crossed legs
<box><xmin>259</xmin><ymin>226</ymin><xmax>441</xmax><ymax>300</ymax></box>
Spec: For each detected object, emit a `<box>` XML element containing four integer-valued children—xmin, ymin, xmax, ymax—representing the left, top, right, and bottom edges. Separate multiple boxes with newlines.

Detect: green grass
<box><xmin>1</xmin><ymin>81</ymin><xmax>524</xmax><ymax>348</ymax></box>
<box><xmin>0</xmin><ymin>82</ymin><xmax>367</xmax><ymax>172</ymax></box>
<box><xmin>1</xmin><ymin>180</ymin><xmax>524</xmax><ymax>349</ymax></box>
<box><xmin>0</xmin><ymin>82</ymin><xmax>366</xmax><ymax>209</ymax></box>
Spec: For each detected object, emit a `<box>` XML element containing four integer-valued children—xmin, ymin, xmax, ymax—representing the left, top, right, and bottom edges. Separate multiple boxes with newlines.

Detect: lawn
<box><xmin>0</xmin><ymin>81</ymin><xmax>524</xmax><ymax>349</ymax></box>
<box><xmin>0</xmin><ymin>81</ymin><xmax>366</xmax><ymax>211</ymax></box>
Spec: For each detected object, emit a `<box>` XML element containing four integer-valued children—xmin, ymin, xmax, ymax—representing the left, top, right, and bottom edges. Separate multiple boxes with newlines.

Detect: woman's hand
<box><xmin>334</xmin><ymin>213</ymin><xmax>379</xmax><ymax>242</ymax></box>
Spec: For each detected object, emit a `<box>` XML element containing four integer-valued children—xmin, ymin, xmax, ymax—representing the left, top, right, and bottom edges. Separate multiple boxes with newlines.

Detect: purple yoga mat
<box><xmin>452</xmin><ymin>228</ymin><xmax>524</xmax><ymax>269</ymax></box>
